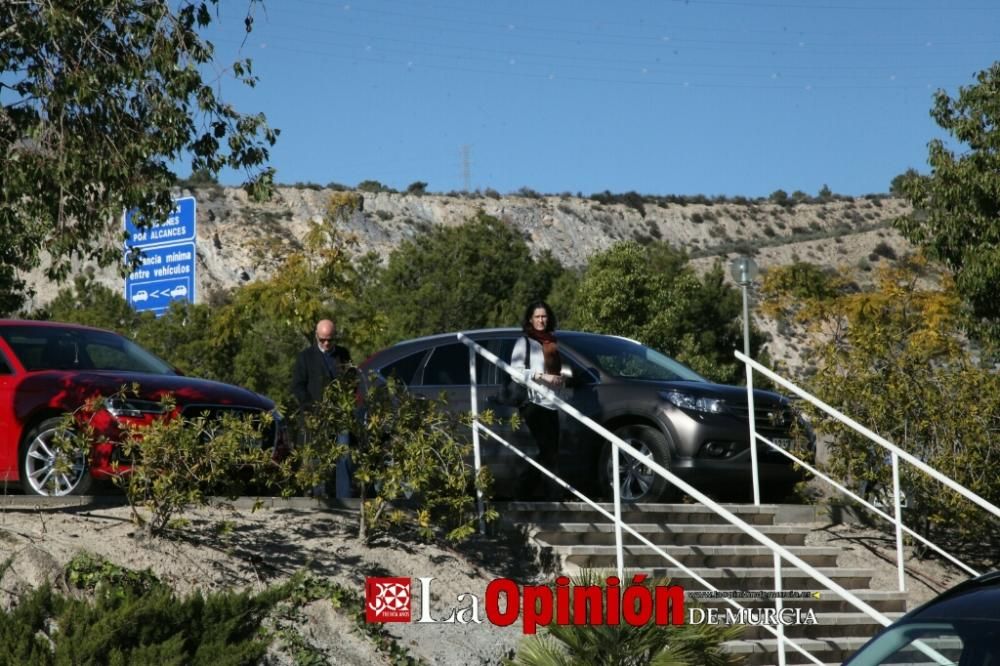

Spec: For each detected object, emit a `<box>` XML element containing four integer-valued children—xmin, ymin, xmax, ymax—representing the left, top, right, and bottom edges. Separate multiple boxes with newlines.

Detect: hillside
<box><xmin>22</xmin><ymin>187</ymin><xmax>915</xmax><ymax>377</ymax></box>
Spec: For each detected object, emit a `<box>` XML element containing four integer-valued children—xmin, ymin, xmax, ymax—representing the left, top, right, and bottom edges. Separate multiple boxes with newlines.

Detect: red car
<box><xmin>0</xmin><ymin>320</ymin><xmax>287</xmax><ymax>495</ymax></box>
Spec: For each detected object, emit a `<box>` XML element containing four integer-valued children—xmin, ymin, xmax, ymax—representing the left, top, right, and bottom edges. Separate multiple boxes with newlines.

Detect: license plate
<box><xmin>772</xmin><ymin>438</ymin><xmax>794</xmax><ymax>450</ymax></box>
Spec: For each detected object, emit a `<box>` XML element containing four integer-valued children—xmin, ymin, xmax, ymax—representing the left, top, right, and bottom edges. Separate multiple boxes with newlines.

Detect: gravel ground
<box><xmin>0</xmin><ymin>496</ymin><xmax>980</xmax><ymax>664</ymax></box>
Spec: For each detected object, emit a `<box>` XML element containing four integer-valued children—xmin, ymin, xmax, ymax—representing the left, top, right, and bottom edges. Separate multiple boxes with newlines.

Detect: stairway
<box><xmin>501</xmin><ymin>501</ymin><xmax>908</xmax><ymax>665</ymax></box>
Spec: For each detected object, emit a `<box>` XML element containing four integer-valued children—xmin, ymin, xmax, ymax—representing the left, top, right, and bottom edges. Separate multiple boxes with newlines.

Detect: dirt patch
<box><xmin>0</xmin><ymin>496</ymin><xmax>982</xmax><ymax>663</ymax></box>
<box><xmin>0</xmin><ymin>499</ymin><xmax>534</xmax><ymax>665</ymax></box>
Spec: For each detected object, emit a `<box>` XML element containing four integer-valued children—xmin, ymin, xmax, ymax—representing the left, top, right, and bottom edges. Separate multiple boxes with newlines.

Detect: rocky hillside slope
<box><xmin>26</xmin><ymin>187</ymin><xmax>912</xmax><ymax>302</ymax></box>
<box><xmin>23</xmin><ymin>187</ymin><xmax>916</xmax><ymax>372</ymax></box>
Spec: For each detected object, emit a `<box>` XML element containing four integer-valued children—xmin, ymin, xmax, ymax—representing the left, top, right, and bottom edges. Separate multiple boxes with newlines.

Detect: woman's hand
<box><xmin>535</xmin><ymin>373</ymin><xmax>563</xmax><ymax>387</ymax></box>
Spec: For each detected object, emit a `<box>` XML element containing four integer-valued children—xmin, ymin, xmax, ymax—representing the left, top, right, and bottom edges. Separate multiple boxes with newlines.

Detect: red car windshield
<box><xmin>0</xmin><ymin>325</ymin><xmax>176</xmax><ymax>375</ymax></box>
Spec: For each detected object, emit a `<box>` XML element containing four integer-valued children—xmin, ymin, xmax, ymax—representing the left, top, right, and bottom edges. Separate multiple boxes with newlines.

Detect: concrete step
<box><xmin>620</xmin><ymin>567</ymin><xmax>875</xmax><ymax>591</ymax></box>
<box><xmin>532</xmin><ymin>522</ymin><xmax>812</xmax><ymax>547</ymax></box>
<box><xmin>499</xmin><ymin>501</ymin><xmax>791</xmax><ymax>526</ymax></box>
<box><xmin>503</xmin><ymin>501</ymin><xmax>905</xmax><ymax>665</ymax></box>
<box><xmin>723</xmin><ymin>635</ymin><xmax>873</xmax><ymax>665</ymax></box>
<box><xmin>733</xmin><ymin>611</ymin><xmax>902</xmax><ymax>640</ymax></box>
<box><xmin>553</xmin><ymin>544</ymin><xmax>842</xmax><ymax>569</ymax></box>
<box><xmin>726</xmin><ymin>633</ymin><xmax>963</xmax><ymax>665</ymax></box>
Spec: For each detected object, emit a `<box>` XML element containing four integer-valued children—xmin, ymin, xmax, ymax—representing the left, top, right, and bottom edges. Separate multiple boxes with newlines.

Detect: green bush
<box><xmin>304</xmin><ymin>373</ymin><xmax>497</xmax><ymax>542</ymax></box>
<box><xmin>55</xmin><ymin>389</ymin><xmax>281</xmax><ymax>537</ymax></box>
<box><xmin>768</xmin><ymin>189</ymin><xmax>790</xmax><ymax>207</ymax></box>
<box><xmin>0</xmin><ymin>577</ymin><xmax>285</xmax><ymax>666</ymax></box>
<box><xmin>406</xmin><ymin>181</ymin><xmax>428</xmax><ymax>196</ymax></box>
<box><xmin>358</xmin><ymin>179</ymin><xmax>389</xmax><ymax>193</ymax></box>
<box><xmin>775</xmin><ymin>259</ymin><xmax>1000</xmax><ymax>547</ymax></box>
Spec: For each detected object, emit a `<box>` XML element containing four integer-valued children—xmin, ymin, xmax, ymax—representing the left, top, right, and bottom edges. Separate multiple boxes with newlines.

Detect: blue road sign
<box><xmin>123</xmin><ymin>196</ymin><xmax>197</xmax><ymax>315</ymax></box>
<box><xmin>125</xmin><ymin>243</ymin><xmax>196</xmax><ymax>315</ymax></box>
<box><xmin>124</xmin><ymin>196</ymin><xmax>196</xmax><ymax>246</ymax></box>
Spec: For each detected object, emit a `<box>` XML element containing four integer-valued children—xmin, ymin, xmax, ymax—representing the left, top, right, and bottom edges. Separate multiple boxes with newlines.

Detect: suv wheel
<box><xmin>19</xmin><ymin>417</ymin><xmax>93</xmax><ymax>496</ymax></box>
<box><xmin>600</xmin><ymin>424</ymin><xmax>671</xmax><ymax>502</ymax></box>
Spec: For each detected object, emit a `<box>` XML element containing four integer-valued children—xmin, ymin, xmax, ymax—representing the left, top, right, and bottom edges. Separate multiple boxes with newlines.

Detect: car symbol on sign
<box><xmin>170</xmin><ymin>285</ymin><xmax>188</xmax><ymax>298</ymax></box>
<box><xmin>132</xmin><ymin>290</ymin><xmax>148</xmax><ymax>303</ymax></box>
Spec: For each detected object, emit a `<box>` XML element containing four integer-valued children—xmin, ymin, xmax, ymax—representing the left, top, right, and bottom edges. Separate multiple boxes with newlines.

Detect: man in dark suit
<box><xmin>291</xmin><ymin>319</ymin><xmax>352</xmax><ymax>408</ymax></box>
<box><xmin>291</xmin><ymin>318</ymin><xmax>354</xmax><ymax>497</ymax></box>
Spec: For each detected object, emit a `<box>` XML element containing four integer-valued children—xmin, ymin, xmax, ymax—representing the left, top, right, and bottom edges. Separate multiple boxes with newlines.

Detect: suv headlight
<box><xmin>660</xmin><ymin>391</ymin><xmax>725</xmax><ymax>414</ymax></box>
<box><xmin>105</xmin><ymin>397</ymin><xmax>169</xmax><ymax>419</ymax></box>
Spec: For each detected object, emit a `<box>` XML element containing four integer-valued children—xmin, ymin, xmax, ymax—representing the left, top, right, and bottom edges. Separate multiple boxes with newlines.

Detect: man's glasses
<box><xmin>316</xmin><ymin>336</ymin><xmax>334</xmax><ymax>343</ymax></box>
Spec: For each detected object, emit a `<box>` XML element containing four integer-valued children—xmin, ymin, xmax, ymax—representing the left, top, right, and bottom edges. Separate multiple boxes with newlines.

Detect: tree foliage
<box><xmin>562</xmin><ymin>241</ymin><xmax>762</xmax><ymax>383</ymax></box>
<box><xmin>894</xmin><ymin>62</ymin><xmax>1000</xmax><ymax>351</ymax></box>
<box><xmin>766</xmin><ymin>257</ymin><xmax>1000</xmax><ymax>547</ymax></box>
<box><xmin>54</xmin><ymin>389</ymin><xmax>281</xmax><ymax>538</ymax></box>
<box><xmin>371</xmin><ymin>212</ymin><xmax>563</xmax><ymax>348</ymax></box>
<box><xmin>306</xmin><ymin>373</ymin><xmax>497</xmax><ymax>542</ymax></box>
<box><xmin>0</xmin><ymin>0</ymin><xmax>277</xmax><ymax>314</ymax></box>
<box><xmin>0</xmin><ymin>559</ymin><xmax>289</xmax><ymax>666</ymax></box>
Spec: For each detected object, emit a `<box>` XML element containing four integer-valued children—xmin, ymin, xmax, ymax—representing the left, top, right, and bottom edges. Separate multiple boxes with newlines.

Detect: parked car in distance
<box><xmin>359</xmin><ymin>329</ymin><xmax>813</xmax><ymax>502</ymax></box>
<box><xmin>843</xmin><ymin>571</ymin><xmax>1000</xmax><ymax>665</ymax></box>
<box><xmin>0</xmin><ymin>320</ymin><xmax>288</xmax><ymax>495</ymax></box>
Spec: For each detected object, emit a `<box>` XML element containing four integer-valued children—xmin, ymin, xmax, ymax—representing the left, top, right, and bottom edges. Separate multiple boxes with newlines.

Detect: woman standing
<box><xmin>511</xmin><ymin>301</ymin><xmax>573</xmax><ymax>499</ymax></box>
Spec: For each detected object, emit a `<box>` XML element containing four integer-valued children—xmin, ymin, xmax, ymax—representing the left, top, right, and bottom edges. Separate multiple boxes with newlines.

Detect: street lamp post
<box><xmin>730</xmin><ymin>256</ymin><xmax>760</xmax><ymax>504</ymax></box>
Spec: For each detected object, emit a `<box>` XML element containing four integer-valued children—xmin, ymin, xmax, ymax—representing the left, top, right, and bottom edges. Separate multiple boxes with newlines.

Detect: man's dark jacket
<box><xmin>291</xmin><ymin>344</ymin><xmax>352</xmax><ymax>408</ymax></box>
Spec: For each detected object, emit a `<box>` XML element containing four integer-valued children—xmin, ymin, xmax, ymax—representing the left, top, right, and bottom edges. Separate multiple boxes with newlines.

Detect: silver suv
<box><xmin>360</xmin><ymin>329</ymin><xmax>812</xmax><ymax>502</ymax></box>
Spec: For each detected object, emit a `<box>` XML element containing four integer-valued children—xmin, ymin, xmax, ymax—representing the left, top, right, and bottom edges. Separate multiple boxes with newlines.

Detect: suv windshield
<box><xmin>561</xmin><ymin>333</ymin><xmax>706</xmax><ymax>382</ymax></box>
<box><xmin>0</xmin><ymin>325</ymin><xmax>176</xmax><ymax>375</ymax></box>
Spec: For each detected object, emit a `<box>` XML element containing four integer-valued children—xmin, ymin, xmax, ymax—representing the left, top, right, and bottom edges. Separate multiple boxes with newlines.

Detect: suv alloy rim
<box><xmin>608</xmin><ymin>437</ymin><xmax>656</xmax><ymax>501</ymax></box>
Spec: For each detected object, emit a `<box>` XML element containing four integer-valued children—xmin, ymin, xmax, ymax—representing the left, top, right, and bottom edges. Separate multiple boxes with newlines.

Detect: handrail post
<box><xmin>612</xmin><ymin>440</ymin><xmax>625</xmax><ymax>582</ymax></box>
<box><xmin>775</xmin><ymin>551</ymin><xmax>786</xmax><ymax>666</ymax></box>
<box><xmin>456</xmin><ymin>335</ymin><xmax>950</xmax><ymax>665</ymax></box>
<box><xmin>892</xmin><ymin>451</ymin><xmax>905</xmax><ymax>592</ymax></box>
<box><xmin>467</xmin><ymin>345</ymin><xmax>485</xmax><ymax>535</ymax></box>
<box><xmin>745</xmin><ymin>359</ymin><xmax>760</xmax><ymax>505</ymax></box>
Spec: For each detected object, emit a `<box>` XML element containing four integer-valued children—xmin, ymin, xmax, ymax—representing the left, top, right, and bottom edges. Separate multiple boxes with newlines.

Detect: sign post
<box><xmin>124</xmin><ymin>196</ymin><xmax>197</xmax><ymax>315</ymax></box>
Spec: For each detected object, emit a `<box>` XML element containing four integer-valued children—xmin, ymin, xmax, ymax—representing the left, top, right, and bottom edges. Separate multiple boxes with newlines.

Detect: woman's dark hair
<box><xmin>522</xmin><ymin>301</ymin><xmax>557</xmax><ymax>332</ymax></box>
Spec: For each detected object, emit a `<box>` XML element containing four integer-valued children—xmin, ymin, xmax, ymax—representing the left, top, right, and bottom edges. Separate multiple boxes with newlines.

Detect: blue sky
<box><xmin>203</xmin><ymin>0</ymin><xmax>999</xmax><ymax>198</ymax></box>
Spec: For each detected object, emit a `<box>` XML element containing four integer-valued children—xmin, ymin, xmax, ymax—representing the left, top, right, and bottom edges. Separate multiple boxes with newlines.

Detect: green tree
<box><xmin>357</xmin><ymin>179</ymin><xmax>386</xmax><ymax>193</ymax></box>
<box><xmin>0</xmin><ymin>1</ymin><xmax>277</xmax><ymax>314</ymax></box>
<box><xmin>40</xmin><ymin>272</ymin><xmax>146</xmax><ymax>334</ymax></box>
<box><xmin>406</xmin><ymin>181</ymin><xmax>428</xmax><ymax>195</ymax></box>
<box><xmin>303</xmin><ymin>374</ymin><xmax>496</xmax><ymax>542</ymax></box>
<box><xmin>894</xmin><ymin>62</ymin><xmax>1000</xmax><ymax>350</ymax></box>
<box><xmin>209</xmin><ymin>227</ymin><xmax>372</xmax><ymax>408</ymax></box>
<box><xmin>567</xmin><ymin>242</ymin><xmax>760</xmax><ymax>383</ymax></box>
<box><xmin>768</xmin><ymin>257</ymin><xmax>1000</xmax><ymax>546</ymax></box>
<box><xmin>768</xmin><ymin>189</ymin><xmax>790</xmax><ymax>207</ymax></box>
<box><xmin>371</xmin><ymin>212</ymin><xmax>564</xmax><ymax>347</ymax></box>
<box><xmin>889</xmin><ymin>168</ymin><xmax>919</xmax><ymax>197</ymax></box>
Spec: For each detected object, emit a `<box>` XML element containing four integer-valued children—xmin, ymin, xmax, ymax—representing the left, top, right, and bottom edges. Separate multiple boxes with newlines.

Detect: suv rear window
<box><xmin>419</xmin><ymin>342</ymin><xmax>498</xmax><ymax>386</ymax></box>
<box><xmin>422</xmin><ymin>343</ymin><xmax>471</xmax><ymax>386</ymax></box>
<box><xmin>379</xmin><ymin>350</ymin><xmax>426</xmax><ymax>384</ymax></box>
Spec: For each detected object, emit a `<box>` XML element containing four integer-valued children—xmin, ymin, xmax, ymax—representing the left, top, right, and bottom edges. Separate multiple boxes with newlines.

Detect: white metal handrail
<box><xmin>458</xmin><ymin>333</ymin><xmax>900</xmax><ymax>664</ymax></box>
<box><xmin>757</xmin><ymin>432</ymin><xmax>979</xmax><ymax>578</ymax></box>
<box><xmin>473</xmin><ymin>419</ymin><xmax>824</xmax><ymax>665</ymax></box>
<box><xmin>737</xmin><ymin>349</ymin><xmax>997</xmax><ymax>593</ymax></box>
